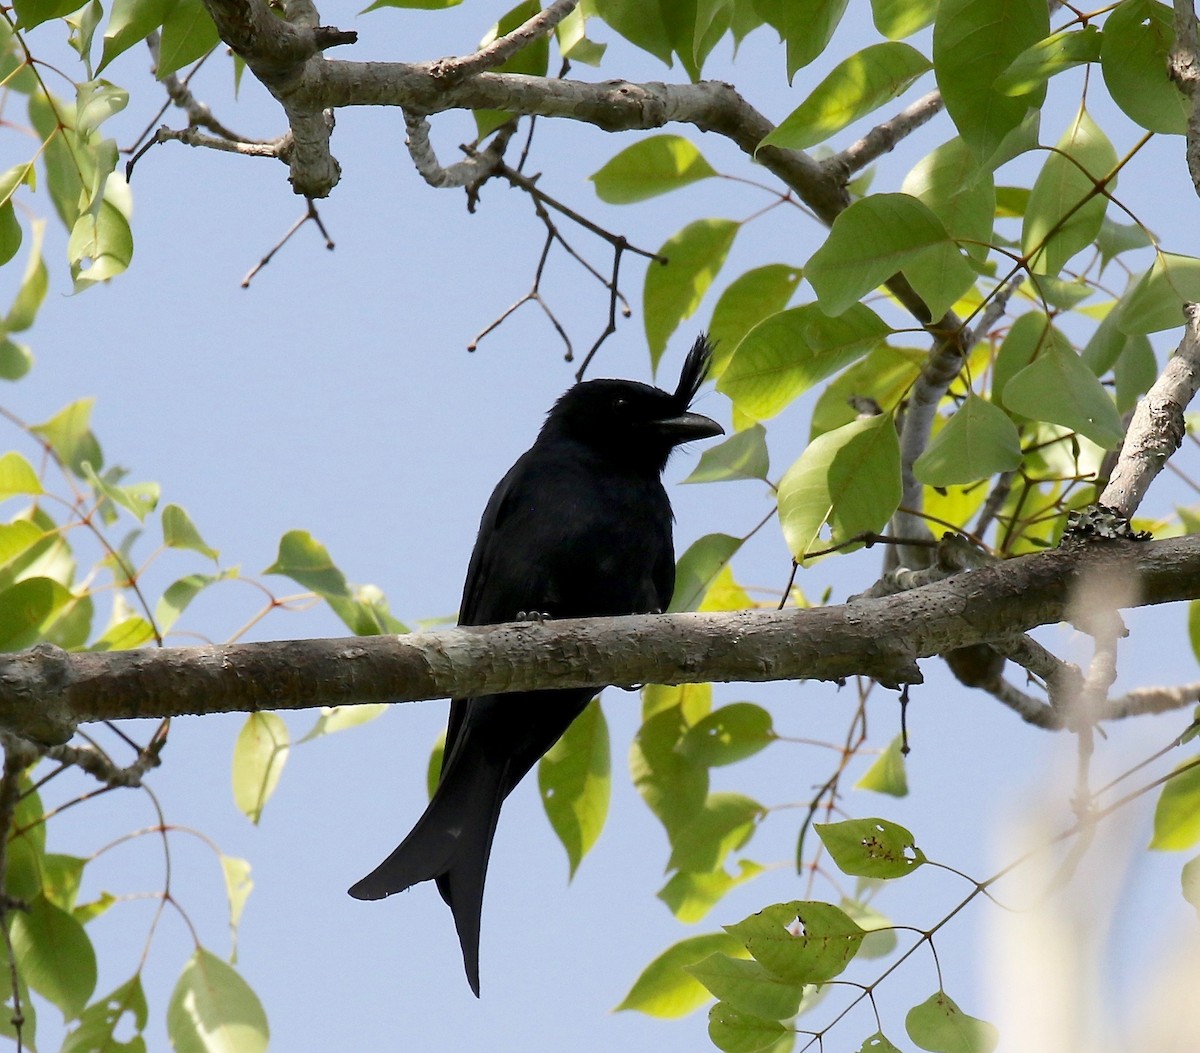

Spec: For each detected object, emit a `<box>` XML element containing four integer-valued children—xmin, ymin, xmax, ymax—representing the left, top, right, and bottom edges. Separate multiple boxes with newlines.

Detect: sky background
<box><xmin>4</xmin><ymin>2</ymin><xmax>1200</xmax><ymax>1051</ymax></box>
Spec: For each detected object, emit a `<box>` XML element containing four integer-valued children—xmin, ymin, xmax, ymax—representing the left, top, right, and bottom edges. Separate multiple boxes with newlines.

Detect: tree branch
<box><xmin>4</xmin><ymin>535</ymin><xmax>1200</xmax><ymax>744</ymax></box>
<box><xmin>1101</xmin><ymin>302</ymin><xmax>1200</xmax><ymax>517</ymax></box>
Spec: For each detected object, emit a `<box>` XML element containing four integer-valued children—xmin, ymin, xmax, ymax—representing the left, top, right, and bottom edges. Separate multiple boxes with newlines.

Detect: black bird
<box><xmin>348</xmin><ymin>335</ymin><xmax>723</xmax><ymax>995</ymax></box>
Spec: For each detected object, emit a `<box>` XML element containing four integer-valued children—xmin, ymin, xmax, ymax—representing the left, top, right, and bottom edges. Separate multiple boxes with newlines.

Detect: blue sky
<box><xmin>6</xmin><ymin>3</ymin><xmax>1200</xmax><ymax>1051</ymax></box>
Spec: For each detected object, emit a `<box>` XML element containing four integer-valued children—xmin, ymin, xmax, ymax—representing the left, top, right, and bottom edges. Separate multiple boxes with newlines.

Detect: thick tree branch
<box><xmin>1101</xmin><ymin>302</ymin><xmax>1200</xmax><ymax>517</ymax></box>
<box><xmin>4</xmin><ymin>536</ymin><xmax>1200</xmax><ymax>744</ymax></box>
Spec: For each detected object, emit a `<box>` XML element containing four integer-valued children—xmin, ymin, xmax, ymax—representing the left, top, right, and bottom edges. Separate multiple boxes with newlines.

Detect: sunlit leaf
<box><xmin>754</xmin><ymin>0</ymin><xmax>848</xmax><ymax>81</ymax></box>
<box><xmin>539</xmin><ymin>698</ymin><xmax>610</xmax><ymax>878</ymax></box>
<box><xmin>854</xmin><ymin>734</ymin><xmax>909</xmax><ymax>797</ymax></box>
<box><xmin>669</xmin><ymin>792</ymin><xmax>763</xmax><ymax>873</ymax></box>
<box><xmin>617</xmin><ymin>932</ymin><xmax>750</xmax><ymax>1017</ymax></box>
<box><xmin>591</xmin><ymin>135</ymin><xmax>717</xmax><ymax>203</ymax></box>
<box><xmin>1003</xmin><ymin>344</ymin><xmax>1123</xmax><ymax>448</ymax></box>
<box><xmin>708</xmin><ymin>265</ymin><xmax>803</xmax><ymax>375</ymax></box>
<box><xmin>646</xmin><ymin>219</ymin><xmax>740</xmax><ymax>368</ymax></box>
<box><xmin>681</xmin><ymin>704</ymin><xmax>775</xmax><ymax>766</ymax></box>
<box><xmin>156</xmin><ymin>0</ymin><xmax>219</xmax><ymax>78</ymax></box>
<box><xmin>1120</xmin><ymin>253</ymin><xmax>1200</xmax><ymax>334</ymax></box>
<box><xmin>162</xmin><ymin>503</ymin><xmax>219</xmax><ymax>560</ymax></box>
<box><xmin>689</xmin><ymin>953</ymin><xmax>804</xmax><ymax>1020</ymax></box>
<box><xmin>670</xmin><ymin>533</ymin><xmax>743</xmax><ymax>612</ymax></box>
<box><xmin>684</xmin><ymin>425</ymin><xmax>770</xmax><ymax>484</ymax></box>
<box><xmin>995</xmin><ymin>25</ymin><xmax>1101</xmax><ymax>96</ymax></box>
<box><xmin>1150</xmin><ymin>758</ymin><xmax>1200</xmax><ymax>850</ymax></box>
<box><xmin>61</xmin><ymin>975</ymin><xmax>147</xmax><ymax>1053</ymax></box>
<box><xmin>760</xmin><ymin>43</ymin><xmax>931</xmax><ymax>152</ymax></box>
<box><xmin>718</xmin><ymin>303</ymin><xmax>890</xmax><ymax>420</ymax></box>
<box><xmin>870</xmin><ymin>0</ymin><xmax>936</xmax><ymax>39</ymax></box>
<box><xmin>659</xmin><ymin>860</ymin><xmax>764</xmax><ymax>923</ymax></box>
<box><xmin>778</xmin><ymin>414</ymin><xmax>902</xmax><ymax>561</ymax></box>
<box><xmin>232</xmin><ymin>712</ymin><xmax>290</xmax><ymax>824</ymax></box>
<box><xmin>167</xmin><ymin>948</ymin><xmax>269</xmax><ymax>1053</ymax></box>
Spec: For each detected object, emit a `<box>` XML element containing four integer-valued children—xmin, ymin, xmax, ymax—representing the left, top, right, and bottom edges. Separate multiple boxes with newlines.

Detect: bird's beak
<box><xmin>654</xmin><ymin>411</ymin><xmax>725</xmax><ymax>444</ymax></box>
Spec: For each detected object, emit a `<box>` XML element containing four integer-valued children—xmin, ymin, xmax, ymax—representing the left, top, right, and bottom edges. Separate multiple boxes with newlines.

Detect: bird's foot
<box><xmin>516</xmin><ymin>610</ymin><xmax>550</xmax><ymax>624</ymax></box>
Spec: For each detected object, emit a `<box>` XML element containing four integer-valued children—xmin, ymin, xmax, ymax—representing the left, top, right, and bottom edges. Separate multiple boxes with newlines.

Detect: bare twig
<box><xmin>827</xmin><ymin>90</ymin><xmax>945</xmax><ymax>176</ymax></box>
<box><xmin>1170</xmin><ymin>0</ymin><xmax>1200</xmax><ymax>197</ymax></box>
<box><xmin>429</xmin><ymin>0</ymin><xmax>580</xmax><ymax>83</ymax></box>
<box><xmin>241</xmin><ymin>197</ymin><xmax>334</xmax><ymax>288</ymax></box>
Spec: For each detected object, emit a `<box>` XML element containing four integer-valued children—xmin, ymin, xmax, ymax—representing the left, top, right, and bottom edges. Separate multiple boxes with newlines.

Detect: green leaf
<box><xmin>593</xmin><ymin>0</ymin><xmax>673</xmax><ymax>66</ymax></box>
<box><xmin>681</xmin><ymin>703</ymin><xmax>774</xmax><ymax>766</ymax></box>
<box><xmin>167</xmin><ymin>948</ymin><xmax>269</xmax><ymax>1053</ymax></box>
<box><xmin>7</xmin><ymin>219</ymin><xmax>48</xmax><ymax>333</ymax></box>
<box><xmin>473</xmin><ymin>0</ymin><xmax>550</xmax><ymax>137</ymax></box>
<box><xmin>669</xmin><ymin>533</ymin><xmax>743</xmax><ymax>612</ymax></box>
<box><xmin>0</xmin><ymin>522</ymin><xmax>47</xmax><ymax>570</ymax></box>
<box><xmin>1003</xmin><ymin>343</ymin><xmax>1124</xmax><ymax>448</ymax></box>
<box><xmin>753</xmin><ymin>0</ymin><xmax>848</xmax><ymax>81</ymax></box>
<box><xmin>816</xmin><ymin>817</ymin><xmax>926</xmax><ymax>878</ymax></box>
<box><xmin>718</xmin><ymin>303</ymin><xmax>890</xmax><ymax>420</ymax></box>
<box><xmin>590</xmin><ymin>135</ymin><xmax>717</xmax><ymax>203</ymax></box>
<box><xmin>870</xmin><ymin>0</ymin><xmax>935</xmax><ymax>39</ymax></box>
<box><xmin>933</xmin><ymin>0</ymin><xmax>1049</xmax><ymax>162</ymax></box>
<box><xmin>156</xmin><ymin>0</ymin><xmax>220</xmax><ymax>78</ymax></box>
<box><xmin>901</xmin><ymin>137</ymin><xmax>995</xmax><ymax>265</ymax></box>
<box><xmin>91</xmin><ymin>614</ymin><xmax>156</xmax><ymax>651</ymax></box>
<box><xmin>708</xmin><ymin>1002</ymin><xmax>790</xmax><ymax>1053</ymax></box>
<box><xmin>556</xmin><ymin>5</ymin><xmax>606</xmax><ymax>65</ymax></box>
<box><xmin>0</xmin><ymin>202</ymin><xmax>21</xmax><ymax>269</ymax></box>
<box><xmin>777</xmin><ymin>414</ymin><xmax>902</xmax><ymax>561</ymax></box>
<box><xmin>76</xmin><ymin>79</ymin><xmax>128</xmax><ymax>134</ymax></box>
<box><xmin>12</xmin><ymin>893</ymin><xmax>97</xmax><ymax>1017</ymax></box>
<box><xmin>0</xmin><ymin>341</ymin><xmax>33</xmax><ymax>383</ymax></box>
<box><xmin>99</xmin><ymin>0</ymin><xmax>171</xmax><ymax>72</ymax></box>
<box><xmin>854</xmin><ymin>734</ymin><xmax>909</xmax><ymax>796</ymax></box>
<box><xmin>1022</xmin><ymin>106</ymin><xmax>1116</xmax><ymax>275</ymax></box>
<box><xmin>14</xmin><ymin>0</ymin><xmax>85</xmax><ymax>30</ymax></box>
<box><xmin>265</xmin><ymin>530</ymin><xmax>350</xmax><ymax>597</ymax></box>
<box><xmin>646</xmin><ymin>219</ymin><xmax>740</xmax><ymax>368</ymax></box>
<box><xmin>726</xmin><ymin>900</ymin><xmax>866</xmax><ymax>984</ymax></box>
<box><xmin>1095</xmin><ymin>216</ymin><xmax>1152</xmax><ymax>271</ymax></box>
<box><xmin>0</xmin><ymin>577</ymin><xmax>72</xmax><ymax>651</ymax></box>
<box><xmin>807</xmin><ymin>193</ymin><xmax>974</xmax><ymax>318</ymax></box>
<box><xmin>905</xmin><ymin>991</ymin><xmax>998</xmax><ymax>1053</ymax></box>
<box><xmin>62</xmin><ymin>975</ymin><xmax>148</xmax><ymax>1053</ymax></box>
<box><xmin>161</xmin><ymin>503</ymin><xmax>219</xmax><ymax>560</ymax></box>
<box><xmin>83</xmin><ymin>462</ymin><xmax>159</xmax><ymax>522</ymax></box>
<box><xmin>1150</xmin><ymin>759</ymin><xmax>1200</xmax><ymax>850</ymax></box>
<box><xmin>992</xmin><ymin>312</ymin><xmax>1066</xmax><ymax>414</ymax></box>
<box><xmin>1101</xmin><ymin>0</ymin><xmax>1189</xmax><ymax>135</ymax></box>
<box><xmin>913</xmin><ymin>393</ymin><xmax>1023</xmax><ymax>485</ymax></box>
<box><xmin>232</xmin><ymin>712</ymin><xmax>290</xmax><ymax>824</ymax></box>
<box><xmin>1189</xmin><ymin>600</ymin><xmax>1200</xmax><ymax>664</ymax></box>
<box><xmin>995</xmin><ymin>25</ymin><xmax>1101</xmax><ymax>96</ymax></box>
<box><xmin>1120</xmin><ymin>253</ymin><xmax>1200</xmax><ymax>334</ymax></box>
<box><xmin>684</xmin><ymin>425</ymin><xmax>771</xmax><ymax>484</ymax></box>
<box><xmin>539</xmin><ymin>697</ymin><xmax>610</xmax><ymax>879</ymax></box>
<box><xmin>643</xmin><ymin>681</ymin><xmax>712</xmax><ymax>722</ymax></box>
<box><xmin>69</xmin><ymin>198</ymin><xmax>134</xmax><ymax>288</ymax></box>
<box><xmin>297</xmin><ymin>703</ymin><xmax>389</xmax><ymax>743</ymax></box>
<box><xmin>630</xmin><ymin>705</ymin><xmax>708</xmax><ymax>837</ymax></box>
<box><xmin>841</xmin><ymin>899</ymin><xmax>899</xmax><ymax>958</ymax></box>
<box><xmin>1183</xmin><ymin>855</ymin><xmax>1200</xmax><ymax>919</ymax></box>
<box><xmin>220</xmin><ymin>855</ymin><xmax>253</xmax><ymax>959</ymax></box>
<box><xmin>708</xmin><ymin>265</ymin><xmax>803</xmax><ymax>374</ymax></box>
<box><xmin>659</xmin><ymin>860</ymin><xmax>764</xmax><ymax>922</ymax></box>
<box><xmin>0</xmin><ymin>452</ymin><xmax>44</xmax><ymax>498</ymax></box>
<box><xmin>156</xmin><ymin>570</ymin><xmax>235</xmax><ymax>634</ymax></box>
<box><xmin>760</xmin><ymin>43</ymin><xmax>931</xmax><ymax>152</ymax></box>
<box><xmin>32</xmin><ymin>397</ymin><xmax>103</xmax><ymax>476</ymax></box>
<box><xmin>425</xmin><ymin>727</ymin><xmax>446</xmax><ymax>798</ymax></box>
<box><xmin>858</xmin><ymin>1034</ymin><xmax>903</xmax><ymax>1053</ymax></box>
<box><xmin>810</xmin><ymin>344</ymin><xmax>923</xmax><ymax>439</ymax></box>
<box><xmin>669</xmin><ymin>792</ymin><xmax>763</xmax><ymax>872</ymax></box>
<box><xmin>617</xmin><ymin>932</ymin><xmax>751</xmax><ymax>1017</ymax></box>
<box><xmin>688</xmin><ymin>953</ymin><xmax>804</xmax><ymax>1020</ymax></box>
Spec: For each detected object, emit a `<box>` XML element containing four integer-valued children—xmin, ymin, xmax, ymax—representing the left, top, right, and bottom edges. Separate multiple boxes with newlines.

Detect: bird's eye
<box><xmin>612</xmin><ymin>397</ymin><xmax>628</xmax><ymax>412</ymax></box>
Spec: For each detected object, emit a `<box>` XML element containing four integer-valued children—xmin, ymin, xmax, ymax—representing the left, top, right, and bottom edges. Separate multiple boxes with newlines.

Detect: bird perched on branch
<box><xmin>348</xmin><ymin>335</ymin><xmax>723</xmax><ymax>995</ymax></box>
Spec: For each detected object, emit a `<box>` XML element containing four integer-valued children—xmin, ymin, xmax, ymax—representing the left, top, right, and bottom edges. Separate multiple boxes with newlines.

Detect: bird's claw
<box><xmin>516</xmin><ymin>610</ymin><xmax>550</xmax><ymax>624</ymax></box>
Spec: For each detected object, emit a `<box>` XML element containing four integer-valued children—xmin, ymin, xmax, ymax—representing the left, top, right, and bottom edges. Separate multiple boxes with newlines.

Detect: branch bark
<box><xmin>5</xmin><ymin>535</ymin><xmax>1199</xmax><ymax>745</ymax></box>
